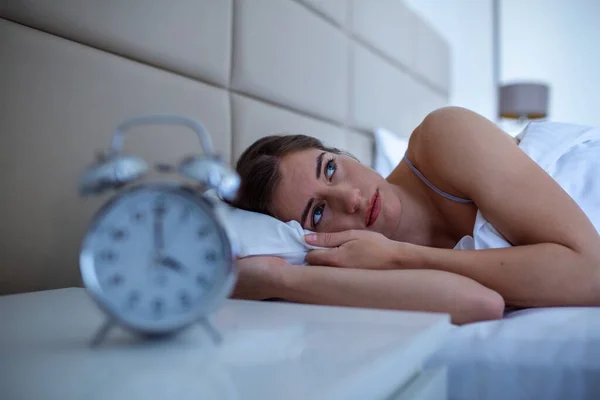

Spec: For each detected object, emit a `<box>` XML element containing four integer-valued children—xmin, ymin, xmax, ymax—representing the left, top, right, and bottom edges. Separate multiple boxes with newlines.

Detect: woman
<box><xmin>230</xmin><ymin>107</ymin><xmax>600</xmax><ymax>324</ymax></box>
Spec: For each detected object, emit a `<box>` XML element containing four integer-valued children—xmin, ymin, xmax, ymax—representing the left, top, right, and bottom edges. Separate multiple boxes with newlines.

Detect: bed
<box><xmin>2</xmin><ymin>1</ymin><xmax>599</xmax><ymax>399</ymax></box>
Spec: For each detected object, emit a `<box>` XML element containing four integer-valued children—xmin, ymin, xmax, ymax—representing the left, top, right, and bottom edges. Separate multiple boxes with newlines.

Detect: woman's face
<box><xmin>272</xmin><ymin>149</ymin><xmax>402</xmax><ymax>237</ymax></box>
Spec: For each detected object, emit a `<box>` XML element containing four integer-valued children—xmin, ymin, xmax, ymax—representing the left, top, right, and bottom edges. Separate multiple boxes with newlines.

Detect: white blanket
<box><xmin>427</xmin><ymin>307</ymin><xmax>600</xmax><ymax>400</ymax></box>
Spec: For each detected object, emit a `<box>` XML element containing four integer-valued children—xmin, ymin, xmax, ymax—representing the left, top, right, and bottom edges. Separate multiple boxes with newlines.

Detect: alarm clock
<box><xmin>78</xmin><ymin>115</ymin><xmax>240</xmax><ymax>346</ymax></box>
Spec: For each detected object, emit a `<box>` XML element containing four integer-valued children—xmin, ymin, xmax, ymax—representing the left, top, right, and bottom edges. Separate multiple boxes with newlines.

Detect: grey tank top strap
<box><xmin>403</xmin><ymin>156</ymin><xmax>473</xmax><ymax>204</ymax></box>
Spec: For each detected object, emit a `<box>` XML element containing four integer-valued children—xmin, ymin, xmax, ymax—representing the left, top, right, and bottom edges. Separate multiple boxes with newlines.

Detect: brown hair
<box><xmin>229</xmin><ymin>134</ymin><xmax>343</xmax><ymax>217</ymax></box>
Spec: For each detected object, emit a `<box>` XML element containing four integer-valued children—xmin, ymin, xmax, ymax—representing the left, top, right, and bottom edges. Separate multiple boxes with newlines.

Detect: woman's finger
<box><xmin>306</xmin><ymin>248</ymin><xmax>343</xmax><ymax>266</ymax></box>
<box><xmin>305</xmin><ymin>230</ymin><xmax>357</xmax><ymax>248</ymax></box>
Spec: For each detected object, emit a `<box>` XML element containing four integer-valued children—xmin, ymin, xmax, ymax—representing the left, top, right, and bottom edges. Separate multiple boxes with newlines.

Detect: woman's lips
<box><xmin>366</xmin><ymin>190</ymin><xmax>381</xmax><ymax>227</ymax></box>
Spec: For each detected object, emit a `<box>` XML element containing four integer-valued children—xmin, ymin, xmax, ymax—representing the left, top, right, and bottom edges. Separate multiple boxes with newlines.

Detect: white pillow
<box><xmin>203</xmin><ymin>191</ymin><xmax>319</xmax><ymax>265</ymax></box>
<box><xmin>373</xmin><ymin>127</ymin><xmax>409</xmax><ymax>177</ymax></box>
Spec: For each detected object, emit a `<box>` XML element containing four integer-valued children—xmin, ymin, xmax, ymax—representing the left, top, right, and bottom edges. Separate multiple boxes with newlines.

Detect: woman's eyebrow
<box><xmin>301</xmin><ymin>152</ymin><xmax>326</xmax><ymax>226</ymax></box>
<box><xmin>316</xmin><ymin>151</ymin><xmax>326</xmax><ymax>179</ymax></box>
<box><xmin>301</xmin><ymin>198</ymin><xmax>314</xmax><ymax>227</ymax></box>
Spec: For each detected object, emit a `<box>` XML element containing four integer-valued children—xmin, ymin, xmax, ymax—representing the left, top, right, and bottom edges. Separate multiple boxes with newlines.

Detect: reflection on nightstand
<box><xmin>1</xmin><ymin>288</ymin><xmax>452</xmax><ymax>400</ymax></box>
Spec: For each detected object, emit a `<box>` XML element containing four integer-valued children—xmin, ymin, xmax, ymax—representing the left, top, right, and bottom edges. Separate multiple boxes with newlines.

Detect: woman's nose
<box><xmin>330</xmin><ymin>186</ymin><xmax>361</xmax><ymax>214</ymax></box>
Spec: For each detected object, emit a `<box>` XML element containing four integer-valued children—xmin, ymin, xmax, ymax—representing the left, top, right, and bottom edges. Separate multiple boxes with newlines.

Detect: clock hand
<box><xmin>158</xmin><ymin>256</ymin><xmax>186</xmax><ymax>274</ymax></box>
<box><xmin>153</xmin><ymin>200</ymin><xmax>165</xmax><ymax>254</ymax></box>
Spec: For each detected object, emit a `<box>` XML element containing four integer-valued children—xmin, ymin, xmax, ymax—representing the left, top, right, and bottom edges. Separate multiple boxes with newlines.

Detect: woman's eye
<box><xmin>325</xmin><ymin>159</ymin><xmax>336</xmax><ymax>180</ymax></box>
<box><xmin>312</xmin><ymin>205</ymin><xmax>324</xmax><ymax>226</ymax></box>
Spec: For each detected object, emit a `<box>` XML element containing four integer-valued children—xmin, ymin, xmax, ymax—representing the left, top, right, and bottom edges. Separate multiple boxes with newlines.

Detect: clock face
<box><xmin>80</xmin><ymin>184</ymin><xmax>235</xmax><ymax>334</ymax></box>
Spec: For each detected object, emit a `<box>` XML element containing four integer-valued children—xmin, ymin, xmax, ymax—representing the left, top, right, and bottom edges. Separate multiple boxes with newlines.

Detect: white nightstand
<box><xmin>1</xmin><ymin>288</ymin><xmax>451</xmax><ymax>400</ymax></box>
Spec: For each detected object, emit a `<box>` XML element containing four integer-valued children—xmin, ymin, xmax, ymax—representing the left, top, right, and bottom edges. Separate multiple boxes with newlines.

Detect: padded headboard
<box><xmin>0</xmin><ymin>0</ymin><xmax>450</xmax><ymax>294</ymax></box>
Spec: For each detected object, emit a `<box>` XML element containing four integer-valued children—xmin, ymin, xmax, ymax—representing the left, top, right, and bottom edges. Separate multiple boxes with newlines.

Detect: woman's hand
<box><xmin>230</xmin><ymin>256</ymin><xmax>289</xmax><ymax>300</ymax></box>
<box><xmin>305</xmin><ymin>230</ymin><xmax>407</xmax><ymax>269</ymax></box>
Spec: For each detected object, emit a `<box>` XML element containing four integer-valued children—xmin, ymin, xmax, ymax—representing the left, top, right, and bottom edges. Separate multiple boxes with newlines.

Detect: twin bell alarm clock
<box><xmin>78</xmin><ymin>115</ymin><xmax>240</xmax><ymax>345</ymax></box>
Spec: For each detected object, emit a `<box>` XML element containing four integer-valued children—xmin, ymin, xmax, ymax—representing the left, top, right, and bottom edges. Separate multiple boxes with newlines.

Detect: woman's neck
<box><xmin>386</xmin><ymin>166</ymin><xmax>458</xmax><ymax>248</ymax></box>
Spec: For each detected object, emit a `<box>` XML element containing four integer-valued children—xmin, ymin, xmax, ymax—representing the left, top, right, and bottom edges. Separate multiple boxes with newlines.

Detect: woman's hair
<box><xmin>229</xmin><ymin>134</ymin><xmax>342</xmax><ymax>217</ymax></box>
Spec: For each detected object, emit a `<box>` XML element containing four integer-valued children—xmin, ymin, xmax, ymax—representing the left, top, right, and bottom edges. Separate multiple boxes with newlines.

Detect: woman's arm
<box><xmin>233</xmin><ymin>256</ymin><xmax>504</xmax><ymax>325</ymax></box>
<box><xmin>407</xmin><ymin>107</ymin><xmax>600</xmax><ymax>306</ymax></box>
<box><xmin>402</xmin><ymin>242</ymin><xmax>600</xmax><ymax>307</ymax></box>
<box><xmin>305</xmin><ymin>228</ymin><xmax>600</xmax><ymax>307</ymax></box>
<box><xmin>280</xmin><ymin>265</ymin><xmax>505</xmax><ymax>325</ymax></box>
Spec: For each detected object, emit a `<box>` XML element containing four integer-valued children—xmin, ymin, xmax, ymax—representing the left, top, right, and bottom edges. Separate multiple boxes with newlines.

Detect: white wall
<box><xmin>404</xmin><ymin>0</ymin><xmax>496</xmax><ymax>121</ymax></box>
<box><xmin>501</xmin><ymin>0</ymin><xmax>600</xmax><ymax>126</ymax></box>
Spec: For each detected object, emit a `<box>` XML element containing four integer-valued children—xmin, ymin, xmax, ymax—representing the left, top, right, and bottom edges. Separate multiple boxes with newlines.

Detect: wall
<box><xmin>404</xmin><ymin>0</ymin><xmax>496</xmax><ymax>121</ymax></box>
<box><xmin>501</xmin><ymin>0</ymin><xmax>600</xmax><ymax>126</ymax></box>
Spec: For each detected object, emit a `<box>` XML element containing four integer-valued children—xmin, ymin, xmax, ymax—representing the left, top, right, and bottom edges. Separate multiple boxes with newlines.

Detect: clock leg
<box><xmin>200</xmin><ymin>317</ymin><xmax>222</xmax><ymax>345</ymax></box>
<box><xmin>90</xmin><ymin>318</ymin><xmax>114</xmax><ymax>348</ymax></box>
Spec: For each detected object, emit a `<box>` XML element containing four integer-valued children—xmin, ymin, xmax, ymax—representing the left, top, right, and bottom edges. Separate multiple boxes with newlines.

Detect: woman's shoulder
<box><xmin>393</xmin><ymin>107</ymin><xmax>519</xmax><ymax>199</ymax></box>
<box><xmin>406</xmin><ymin>107</ymin><xmax>519</xmax><ymax>164</ymax></box>
<box><xmin>404</xmin><ymin>107</ymin><xmax>462</xmax><ymax>161</ymax></box>
<box><xmin>402</xmin><ymin>107</ymin><xmax>458</xmax><ymax>168</ymax></box>
<box><xmin>387</xmin><ymin>108</ymin><xmax>466</xmax><ymax>185</ymax></box>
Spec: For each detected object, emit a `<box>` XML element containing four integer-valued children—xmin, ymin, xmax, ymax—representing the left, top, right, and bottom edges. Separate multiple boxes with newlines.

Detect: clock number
<box><xmin>99</xmin><ymin>250</ymin><xmax>117</xmax><ymax>263</ymax></box>
<box><xmin>109</xmin><ymin>274</ymin><xmax>124</xmax><ymax>286</ymax></box>
<box><xmin>179</xmin><ymin>292</ymin><xmax>191</xmax><ymax>310</ymax></box>
<box><xmin>111</xmin><ymin>228</ymin><xmax>127</xmax><ymax>242</ymax></box>
<box><xmin>197</xmin><ymin>226</ymin><xmax>211</xmax><ymax>239</ymax></box>
<box><xmin>205</xmin><ymin>250</ymin><xmax>217</xmax><ymax>263</ymax></box>
<box><xmin>132</xmin><ymin>211</ymin><xmax>145</xmax><ymax>223</ymax></box>
<box><xmin>154</xmin><ymin>199</ymin><xmax>167</xmax><ymax>217</ymax></box>
<box><xmin>196</xmin><ymin>274</ymin><xmax>210</xmax><ymax>289</ymax></box>
<box><xmin>180</xmin><ymin>205</ymin><xmax>193</xmax><ymax>222</ymax></box>
<box><xmin>152</xmin><ymin>298</ymin><xmax>164</xmax><ymax>317</ymax></box>
<box><xmin>127</xmin><ymin>291</ymin><xmax>140</xmax><ymax>308</ymax></box>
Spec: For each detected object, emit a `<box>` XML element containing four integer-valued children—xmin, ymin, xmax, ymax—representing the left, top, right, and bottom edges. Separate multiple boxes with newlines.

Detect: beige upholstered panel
<box><xmin>351</xmin><ymin>44</ymin><xmax>419</xmax><ymax>137</ymax></box>
<box><xmin>346</xmin><ymin>131</ymin><xmax>373</xmax><ymax>167</ymax></box>
<box><xmin>297</xmin><ymin>0</ymin><xmax>349</xmax><ymax>27</ymax></box>
<box><xmin>414</xmin><ymin>82</ymin><xmax>448</xmax><ymax>122</ymax></box>
<box><xmin>415</xmin><ymin>18</ymin><xmax>451</xmax><ymax>93</ymax></box>
<box><xmin>231</xmin><ymin>94</ymin><xmax>349</xmax><ymax>162</ymax></box>
<box><xmin>0</xmin><ymin>2</ymin><xmax>450</xmax><ymax>294</ymax></box>
<box><xmin>0</xmin><ymin>20</ymin><xmax>231</xmax><ymax>294</ymax></box>
<box><xmin>231</xmin><ymin>0</ymin><xmax>349</xmax><ymax>123</ymax></box>
<box><xmin>0</xmin><ymin>0</ymin><xmax>232</xmax><ymax>86</ymax></box>
<box><xmin>351</xmin><ymin>0</ymin><xmax>418</xmax><ymax>72</ymax></box>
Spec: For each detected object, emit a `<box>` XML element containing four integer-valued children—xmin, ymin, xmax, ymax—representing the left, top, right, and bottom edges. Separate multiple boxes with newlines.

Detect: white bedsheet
<box><xmin>426</xmin><ymin>307</ymin><xmax>600</xmax><ymax>400</ymax></box>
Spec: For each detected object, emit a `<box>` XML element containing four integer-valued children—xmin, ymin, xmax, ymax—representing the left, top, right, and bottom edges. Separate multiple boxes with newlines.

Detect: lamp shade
<box><xmin>499</xmin><ymin>83</ymin><xmax>549</xmax><ymax>119</ymax></box>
